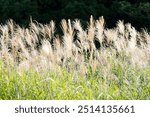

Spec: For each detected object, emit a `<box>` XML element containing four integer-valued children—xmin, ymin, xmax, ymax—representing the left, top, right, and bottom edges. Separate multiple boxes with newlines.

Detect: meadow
<box><xmin>0</xmin><ymin>16</ymin><xmax>150</xmax><ymax>99</ymax></box>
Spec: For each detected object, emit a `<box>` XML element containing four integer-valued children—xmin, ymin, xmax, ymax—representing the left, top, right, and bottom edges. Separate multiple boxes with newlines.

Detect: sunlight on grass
<box><xmin>0</xmin><ymin>59</ymin><xmax>150</xmax><ymax>100</ymax></box>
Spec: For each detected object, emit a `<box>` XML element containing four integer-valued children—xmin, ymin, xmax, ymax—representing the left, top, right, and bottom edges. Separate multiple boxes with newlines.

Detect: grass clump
<box><xmin>0</xmin><ymin>57</ymin><xmax>150</xmax><ymax>100</ymax></box>
<box><xmin>0</xmin><ymin>16</ymin><xmax>150</xmax><ymax>99</ymax></box>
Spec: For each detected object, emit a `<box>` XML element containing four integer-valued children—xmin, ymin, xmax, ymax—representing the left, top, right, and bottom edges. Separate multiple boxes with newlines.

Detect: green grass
<box><xmin>0</xmin><ymin>59</ymin><xmax>150</xmax><ymax>100</ymax></box>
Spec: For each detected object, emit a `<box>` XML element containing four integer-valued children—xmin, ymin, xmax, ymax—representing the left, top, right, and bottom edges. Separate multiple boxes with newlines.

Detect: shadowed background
<box><xmin>0</xmin><ymin>0</ymin><xmax>149</xmax><ymax>30</ymax></box>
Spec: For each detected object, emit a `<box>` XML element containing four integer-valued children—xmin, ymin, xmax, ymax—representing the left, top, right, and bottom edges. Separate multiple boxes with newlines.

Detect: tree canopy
<box><xmin>0</xmin><ymin>0</ymin><xmax>149</xmax><ymax>30</ymax></box>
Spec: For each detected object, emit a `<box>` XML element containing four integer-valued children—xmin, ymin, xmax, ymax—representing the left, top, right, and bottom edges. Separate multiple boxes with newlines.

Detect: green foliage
<box><xmin>0</xmin><ymin>57</ymin><xmax>150</xmax><ymax>100</ymax></box>
<box><xmin>108</xmin><ymin>1</ymin><xmax>150</xmax><ymax>29</ymax></box>
<box><xmin>0</xmin><ymin>0</ymin><xmax>149</xmax><ymax>30</ymax></box>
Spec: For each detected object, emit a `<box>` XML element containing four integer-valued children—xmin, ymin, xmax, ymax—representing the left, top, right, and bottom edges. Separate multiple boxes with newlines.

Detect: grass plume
<box><xmin>0</xmin><ymin>17</ymin><xmax>150</xmax><ymax>99</ymax></box>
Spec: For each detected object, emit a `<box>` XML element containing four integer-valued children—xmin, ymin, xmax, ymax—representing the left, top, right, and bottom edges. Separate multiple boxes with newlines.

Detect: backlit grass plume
<box><xmin>0</xmin><ymin>16</ymin><xmax>150</xmax><ymax>100</ymax></box>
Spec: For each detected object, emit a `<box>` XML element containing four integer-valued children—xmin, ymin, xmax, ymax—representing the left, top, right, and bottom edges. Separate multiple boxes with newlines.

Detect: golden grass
<box><xmin>0</xmin><ymin>16</ymin><xmax>150</xmax><ymax>74</ymax></box>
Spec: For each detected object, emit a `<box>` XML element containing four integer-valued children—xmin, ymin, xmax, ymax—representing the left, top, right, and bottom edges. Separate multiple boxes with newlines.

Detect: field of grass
<box><xmin>1</xmin><ymin>57</ymin><xmax>150</xmax><ymax>100</ymax></box>
<box><xmin>0</xmin><ymin>16</ymin><xmax>150</xmax><ymax>100</ymax></box>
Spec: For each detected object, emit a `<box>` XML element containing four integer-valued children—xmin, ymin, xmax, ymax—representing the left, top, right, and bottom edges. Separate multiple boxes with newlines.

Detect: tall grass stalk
<box><xmin>0</xmin><ymin>16</ymin><xmax>150</xmax><ymax>99</ymax></box>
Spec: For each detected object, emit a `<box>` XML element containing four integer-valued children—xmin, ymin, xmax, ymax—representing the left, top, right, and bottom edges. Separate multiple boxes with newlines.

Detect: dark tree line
<box><xmin>0</xmin><ymin>0</ymin><xmax>149</xmax><ymax>30</ymax></box>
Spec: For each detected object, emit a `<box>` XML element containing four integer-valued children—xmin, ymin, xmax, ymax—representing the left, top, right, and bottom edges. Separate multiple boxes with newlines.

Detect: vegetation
<box><xmin>0</xmin><ymin>17</ymin><xmax>150</xmax><ymax>99</ymax></box>
<box><xmin>0</xmin><ymin>0</ymin><xmax>149</xmax><ymax>30</ymax></box>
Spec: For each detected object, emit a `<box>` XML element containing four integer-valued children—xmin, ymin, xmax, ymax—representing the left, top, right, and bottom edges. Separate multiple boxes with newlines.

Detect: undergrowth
<box><xmin>0</xmin><ymin>57</ymin><xmax>150</xmax><ymax>100</ymax></box>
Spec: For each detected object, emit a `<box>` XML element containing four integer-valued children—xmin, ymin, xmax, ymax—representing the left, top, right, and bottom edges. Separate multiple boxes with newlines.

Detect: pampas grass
<box><xmin>0</xmin><ymin>16</ymin><xmax>150</xmax><ymax>99</ymax></box>
<box><xmin>0</xmin><ymin>16</ymin><xmax>150</xmax><ymax>72</ymax></box>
